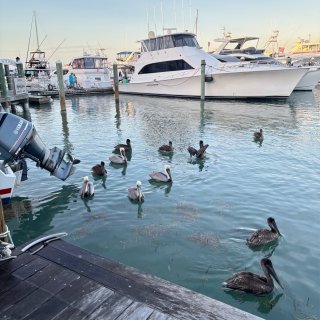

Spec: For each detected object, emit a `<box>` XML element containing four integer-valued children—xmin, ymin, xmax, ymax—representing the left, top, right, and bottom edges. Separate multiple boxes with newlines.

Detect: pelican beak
<box><xmin>268</xmin><ymin>264</ymin><xmax>283</xmax><ymax>289</ymax></box>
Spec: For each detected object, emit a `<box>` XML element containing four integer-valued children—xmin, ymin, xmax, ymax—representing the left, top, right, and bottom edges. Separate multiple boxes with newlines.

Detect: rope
<box><xmin>155</xmin><ymin>67</ymin><xmax>201</xmax><ymax>87</ymax></box>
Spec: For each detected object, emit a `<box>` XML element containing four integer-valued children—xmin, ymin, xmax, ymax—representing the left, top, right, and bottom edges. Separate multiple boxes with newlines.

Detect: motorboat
<box><xmin>211</xmin><ymin>35</ymin><xmax>320</xmax><ymax>91</ymax></box>
<box><xmin>119</xmin><ymin>31</ymin><xmax>307</xmax><ymax>99</ymax></box>
<box><xmin>0</xmin><ymin>161</ymin><xmax>23</xmax><ymax>205</ymax></box>
<box><xmin>65</xmin><ymin>53</ymin><xmax>113</xmax><ymax>90</ymax></box>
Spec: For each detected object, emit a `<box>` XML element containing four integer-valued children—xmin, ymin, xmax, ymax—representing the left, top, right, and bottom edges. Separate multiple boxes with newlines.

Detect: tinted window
<box><xmin>138</xmin><ymin>59</ymin><xmax>193</xmax><ymax>74</ymax></box>
<box><xmin>84</xmin><ymin>58</ymin><xmax>95</xmax><ymax>68</ymax></box>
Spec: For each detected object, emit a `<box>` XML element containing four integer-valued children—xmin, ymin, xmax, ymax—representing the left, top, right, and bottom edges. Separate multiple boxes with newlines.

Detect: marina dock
<box><xmin>0</xmin><ymin>238</ymin><xmax>262</xmax><ymax>320</ymax></box>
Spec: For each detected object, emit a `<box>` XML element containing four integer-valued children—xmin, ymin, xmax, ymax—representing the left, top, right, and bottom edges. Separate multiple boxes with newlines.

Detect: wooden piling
<box><xmin>56</xmin><ymin>60</ymin><xmax>66</xmax><ymax>111</ymax></box>
<box><xmin>0</xmin><ymin>63</ymin><xmax>8</xmax><ymax>99</ymax></box>
<box><xmin>16</xmin><ymin>62</ymin><xmax>24</xmax><ymax>77</ymax></box>
<box><xmin>4</xmin><ymin>65</ymin><xmax>13</xmax><ymax>91</ymax></box>
<box><xmin>0</xmin><ymin>196</ymin><xmax>7</xmax><ymax>242</ymax></box>
<box><xmin>200</xmin><ymin>59</ymin><xmax>206</xmax><ymax>101</ymax></box>
<box><xmin>113</xmin><ymin>64</ymin><xmax>119</xmax><ymax>100</ymax></box>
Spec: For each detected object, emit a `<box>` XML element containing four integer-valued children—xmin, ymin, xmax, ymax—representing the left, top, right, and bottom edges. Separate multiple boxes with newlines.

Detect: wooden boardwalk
<box><xmin>0</xmin><ymin>239</ymin><xmax>263</xmax><ymax>320</ymax></box>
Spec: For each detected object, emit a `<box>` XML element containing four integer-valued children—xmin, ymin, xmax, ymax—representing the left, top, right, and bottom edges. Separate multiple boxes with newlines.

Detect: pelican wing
<box><xmin>196</xmin><ymin>144</ymin><xmax>209</xmax><ymax>159</ymax></box>
<box><xmin>109</xmin><ymin>155</ymin><xmax>126</xmax><ymax>164</ymax></box>
<box><xmin>187</xmin><ymin>146</ymin><xmax>197</xmax><ymax>156</ymax></box>
<box><xmin>92</xmin><ymin>164</ymin><xmax>107</xmax><ymax>176</ymax></box>
<box><xmin>128</xmin><ymin>187</ymin><xmax>144</xmax><ymax>201</ymax></box>
<box><xmin>225</xmin><ymin>272</ymin><xmax>271</xmax><ymax>295</ymax></box>
<box><xmin>149</xmin><ymin>171</ymin><xmax>169</xmax><ymax>182</ymax></box>
<box><xmin>159</xmin><ymin>145</ymin><xmax>173</xmax><ymax>152</ymax></box>
<box><xmin>246</xmin><ymin>229</ymin><xmax>278</xmax><ymax>246</ymax></box>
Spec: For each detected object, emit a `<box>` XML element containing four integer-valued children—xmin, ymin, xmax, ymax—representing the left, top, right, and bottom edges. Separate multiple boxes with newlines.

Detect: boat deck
<box><xmin>0</xmin><ymin>239</ymin><xmax>263</xmax><ymax>320</ymax></box>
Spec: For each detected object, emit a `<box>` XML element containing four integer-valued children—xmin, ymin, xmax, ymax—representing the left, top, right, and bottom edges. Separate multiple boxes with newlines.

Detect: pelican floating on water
<box><xmin>80</xmin><ymin>176</ymin><xmax>95</xmax><ymax>198</ymax></box>
<box><xmin>114</xmin><ymin>139</ymin><xmax>131</xmax><ymax>151</ymax></box>
<box><xmin>188</xmin><ymin>140</ymin><xmax>208</xmax><ymax>159</ymax></box>
<box><xmin>128</xmin><ymin>180</ymin><xmax>144</xmax><ymax>202</ymax></box>
<box><xmin>159</xmin><ymin>141</ymin><xmax>174</xmax><ymax>152</ymax></box>
<box><xmin>92</xmin><ymin>161</ymin><xmax>107</xmax><ymax>176</ymax></box>
<box><xmin>254</xmin><ymin>129</ymin><xmax>263</xmax><ymax>141</ymax></box>
<box><xmin>224</xmin><ymin>258</ymin><xmax>283</xmax><ymax>295</ymax></box>
<box><xmin>109</xmin><ymin>147</ymin><xmax>127</xmax><ymax>164</ymax></box>
<box><xmin>149</xmin><ymin>165</ymin><xmax>172</xmax><ymax>182</ymax></box>
<box><xmin>246</xmin><ymin>217</ymin><xmax>281</xmax><ymax>247</ymax></box>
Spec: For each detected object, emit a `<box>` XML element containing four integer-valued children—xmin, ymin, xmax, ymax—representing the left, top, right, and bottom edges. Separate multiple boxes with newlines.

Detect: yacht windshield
<box><xmin>141</xmin><ymin>34</ymin><xmax>199</xmax><ymax>52</ymax></box>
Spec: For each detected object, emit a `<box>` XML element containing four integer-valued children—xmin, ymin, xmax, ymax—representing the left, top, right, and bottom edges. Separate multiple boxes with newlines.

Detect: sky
<box><xmin>0</xmin><ymin>0</ymin><xmax>319</xmax><ymax>65</ymax></box>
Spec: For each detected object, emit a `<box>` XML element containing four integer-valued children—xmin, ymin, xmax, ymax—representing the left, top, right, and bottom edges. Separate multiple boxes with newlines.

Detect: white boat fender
<box><xmin>21</xmin><ymin>232</ymin><xmax>68</xmax><ymax>254</ymax></box>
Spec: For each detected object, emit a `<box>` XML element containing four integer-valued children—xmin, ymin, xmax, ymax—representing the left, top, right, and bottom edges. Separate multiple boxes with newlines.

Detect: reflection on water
<box><xmin>4</xmin><ymin>88</ymin><xmax>320</xmax><ymax>320</ymax></box>
<box><xmin>225</xmin><ymin>290</ymin><xmax>284</xmax><ymax>315</ymax></box>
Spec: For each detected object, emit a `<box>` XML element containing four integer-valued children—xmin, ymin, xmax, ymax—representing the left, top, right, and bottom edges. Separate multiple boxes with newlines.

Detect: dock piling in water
<box><xmin>113</xmin><ymin>64</ymin><xmax>119</xmax><ymax>101</ymax></box>
<box><xmin>56</xmin><ymin>60</ymin><xmax>66</xmax><ymax>110</ymax></box>
<box><xmin>200</xmin><ymin>59</ymin><xmax>206</xmax><ymax>101</ymax></box>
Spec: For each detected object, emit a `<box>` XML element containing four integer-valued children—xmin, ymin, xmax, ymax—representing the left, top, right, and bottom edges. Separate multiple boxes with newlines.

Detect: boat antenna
<box><xmin>153</xmin><ymin>6</ymin><xmax>158</xmax><ymax>36</ymax></box>
<box><xmin>39</xmin><ymin>35</ymin><xmax>47</xmax><ymax>49</ymax></box>
<box><xmin>146</xmin><ymin>7</ymin><xmax>150</xmax><ymax>33</ymax></box>
<box><xmin>174</xmin><ymin>0</ymin><xmax>177</xmax><ymax>30</ymax></box>
<box><xmin>47</xmin><ymin>38</ymin><xmax>66</xmax><ymax>61</ymax></box>
<box><xmin>25</xmin><ymin>13</ymin><xmax>34</xmax><ymax>64</ymax></box>
<box><xmin>194</xmin><ymin>8</ymin><xmax>198</xmax><ymax>35</ymax></box>
<box><xmin>33</xmin><ymin>11</ymin><xmax>40</xmax><ymax>50</ymax></box>
<box><xmin>161</xmin><ymin>0</ymin><xmax>164</xmax><ymax>35</ymax></box>
<box><xmin>181</xmin><ymin>0</ymin><xmax>185</xmax><ymax>31</ymax></box>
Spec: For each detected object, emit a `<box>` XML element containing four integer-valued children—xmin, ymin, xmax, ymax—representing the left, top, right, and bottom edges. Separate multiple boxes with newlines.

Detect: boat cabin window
<box><xmin>72</xmin><ymin>58</ymin><xmax>108</xmax><ymax>69</ymax></box>
<box><xmin>138</xmin><ymin>59</ymin><xmax>194</xmax><ymax>74</ymax></box>
<box><xmin>141</xmin><ymin>34</ymin><xmax>199</xmax><ymax>52</ymax></box>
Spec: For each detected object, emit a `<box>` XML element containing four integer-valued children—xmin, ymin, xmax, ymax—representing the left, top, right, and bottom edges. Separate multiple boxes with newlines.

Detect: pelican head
<box><xmin>164</xmin><ymin>164</ymin><xmax>172</xmax><ymax>182</ymax></box>
<box><xmin>136</xmin><ymin>180</ymin><xmax>143</xmax><ymax>201</ymax></box>
<box><xmin>199</xmin><ymin>140</ymin><xmax>204</xmax><ymax>148</ymax></box>
<box><xmin>267</xmin><ymin>217</ymin><xmax>281</xmax><ymax>236</ymax></box>
<box><xmin>126</xmin><ymin>139</ymin><xmax>131</xmax><ymax>145</ymax></box>
<box><xmin>261</xmin><ymin>258</ymin><xmax>283</xmax><ymax>289</ymax></box>
<box><xmin>83</xmin><ymin>176</ymin><xmax>89</xmax><ymax>182</ymax></box>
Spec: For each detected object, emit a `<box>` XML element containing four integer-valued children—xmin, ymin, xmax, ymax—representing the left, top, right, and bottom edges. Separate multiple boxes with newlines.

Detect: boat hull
<box><xmin>294</xmin><ymin>67</ymin><xmax>320</xmax><ymax>91</ymax></box>
<box><xmin>0</xmin><ymin>162</ymin><xmax>16</xmax><ymax>204</ymax></box>
<box><xmin>119</xmin><ymin>68</ymin><xmax>307</xmax><ymax>98</ymax></box>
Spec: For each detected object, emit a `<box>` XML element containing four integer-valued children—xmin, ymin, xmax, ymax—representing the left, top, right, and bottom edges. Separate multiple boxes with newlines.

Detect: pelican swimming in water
<box><xmin>158</xmin><ymin>141</ymin><xmax>174</xmax><ymax>152</ymax></box>
<box><xmin>254</xmin><ymin>129</ymin><xmax>264</xmax><ymax>141</ymax></box>
<box><xmin>114</xmin><ymin>139</ymin><xmax>132</xmax><ymax>151</ymax></box>
<box><xmin>92</xmin><ymin>161</ymin><xmax>107</xmax><ymax>176</ymax></box>
<box><xmin>224</xmin><ymin>258</ymin><xmax>283</xmax><ymax>295</ymax></box>
<box><xmin>149</xmin><ymin>164</ymin><xmax>172</xmax><ymax>182</ymax></box>
<box><xmin>188</xmin><ymin>140</ymin><xmax>209</xmax><ymax>159</ymax></box>
<box><xmin>80</xmin><ymin>176</ymin><xmax>95</xmax><ymax>198</ymax></box>
<box><xmin>128</xmin><ymin>180</ymin><xmax>144</xmax><ymax>202</ymax></box>
<box><xmin>109</xmin><ymin>147</ymin><xmax>127</xmax><ymax>164</ymax></box>
<box><xmin>246</xmin><ymin>217</ymin><xmax>281</xmax><ymax>247</ymax></box>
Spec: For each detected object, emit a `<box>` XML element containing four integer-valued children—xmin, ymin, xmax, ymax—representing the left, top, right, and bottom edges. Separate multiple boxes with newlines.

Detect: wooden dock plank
<box><xmin>0</xmin><ymin>240</ymin><xmax>263</xmax><ymax>320</ymax></box>
<box><xmin>0</xmin><ymin>281</ymin><xmax>37</xmax><ymax>313</ymax></box>
<box><xmin>87</xmin><ymin>293</ymin><xmax>134</xmax><ymax>320</ymax></box>
<box><xmin>115</xmin><ymin>301</ymin><xmax>154</xmax><ymax>320</ymax></box>
<box><xmin>1</xmin><ymin>288</ymin><xmax>52</xmax><ymax>319</ymax></box>
<box><xmin>23</xmin><ymin>296</ymin><xmax>69</xmax><ymax>320</ymax></box>
<box><xmin>47</xmin><ymin>241</ymin><xmax>262</xmax><ymax>320</ymax></box>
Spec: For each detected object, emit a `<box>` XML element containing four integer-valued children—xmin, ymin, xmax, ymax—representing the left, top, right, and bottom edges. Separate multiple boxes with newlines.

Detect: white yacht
<box><xmin>119</xmin><ymin>32</ymin><xmax>307</xmax><ymax>98</ymax></box>
<box><xmin>211</xmin><ymin>35</ymin><xmax>320</xmax><ymax>91</ymax></box>
<box><xmin>66</xmin><ymin>53</ymin><xmax>113</xmax><ymax>90</ymax></box>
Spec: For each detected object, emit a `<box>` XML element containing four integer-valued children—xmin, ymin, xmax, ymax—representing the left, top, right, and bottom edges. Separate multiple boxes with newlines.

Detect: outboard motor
<box><xmin>0</xmin><ymin>112</ymin><xmax>76</xmax><ymax>181</ymax></box>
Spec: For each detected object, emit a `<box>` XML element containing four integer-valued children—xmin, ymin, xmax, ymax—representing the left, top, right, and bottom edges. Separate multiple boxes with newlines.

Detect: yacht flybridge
<box><xmin>119</xmin><ymin>32</ymin><xmax>307</xmax><ymax>98</ymax></box>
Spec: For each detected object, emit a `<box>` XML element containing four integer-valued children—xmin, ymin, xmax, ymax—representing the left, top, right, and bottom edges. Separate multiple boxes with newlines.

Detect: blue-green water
<box><xmin>4</xmin><ymin>88</ymin><xmax>320</xmax><ymax>320</ymax></box>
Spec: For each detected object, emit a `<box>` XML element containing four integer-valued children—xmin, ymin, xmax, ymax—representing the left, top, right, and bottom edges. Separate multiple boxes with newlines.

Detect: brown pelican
<box><xmin>149</xmin><ymin>164</ymin><xmax>172</xmax><ymax>182</ymax></box>
<box><xmin>128</xmin><ymin>180</ymin><xmax>144</xmax><ymax>202</ymax></box>
<box><xmin>109</xmin><ymin>147</ymin><xmax>127</xmax><ymax>164</ymax></box>
<box><xmin>254</xmin><ymin>129</ymin><xmax>264</xmax><ymax>141</ymax></box>
<box><xmin>92</xmin><ymin>161</ymin><xmax>107</xmax><ymax>176</ymax></box>
<box><xmin>159</xmin><ymin>141</ymin><xmax>174</xmax><ymax>152</ymax></box>
<box><xmin>188</xmin><ymin>140</ymin><xmax>209</xmax><ymax>159</ymax></box>
<box><xmin>246</xmin><ymin>217</ymin><xmax>281</xmax><ymax>247</ymax></box>
<box><xmin>80</xmin><ymin>176</ymin><xmax>95</xmax><ymax>198</ymax></box>
<box><xmin>114</xmin><ymin>139</ymin><xmax>131</xmax><ymax>151</ymax></box>
<box><xmin>224</xmin><ymin>258</ymin><xmax>283</xmax><ymax>295</ymax></box>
